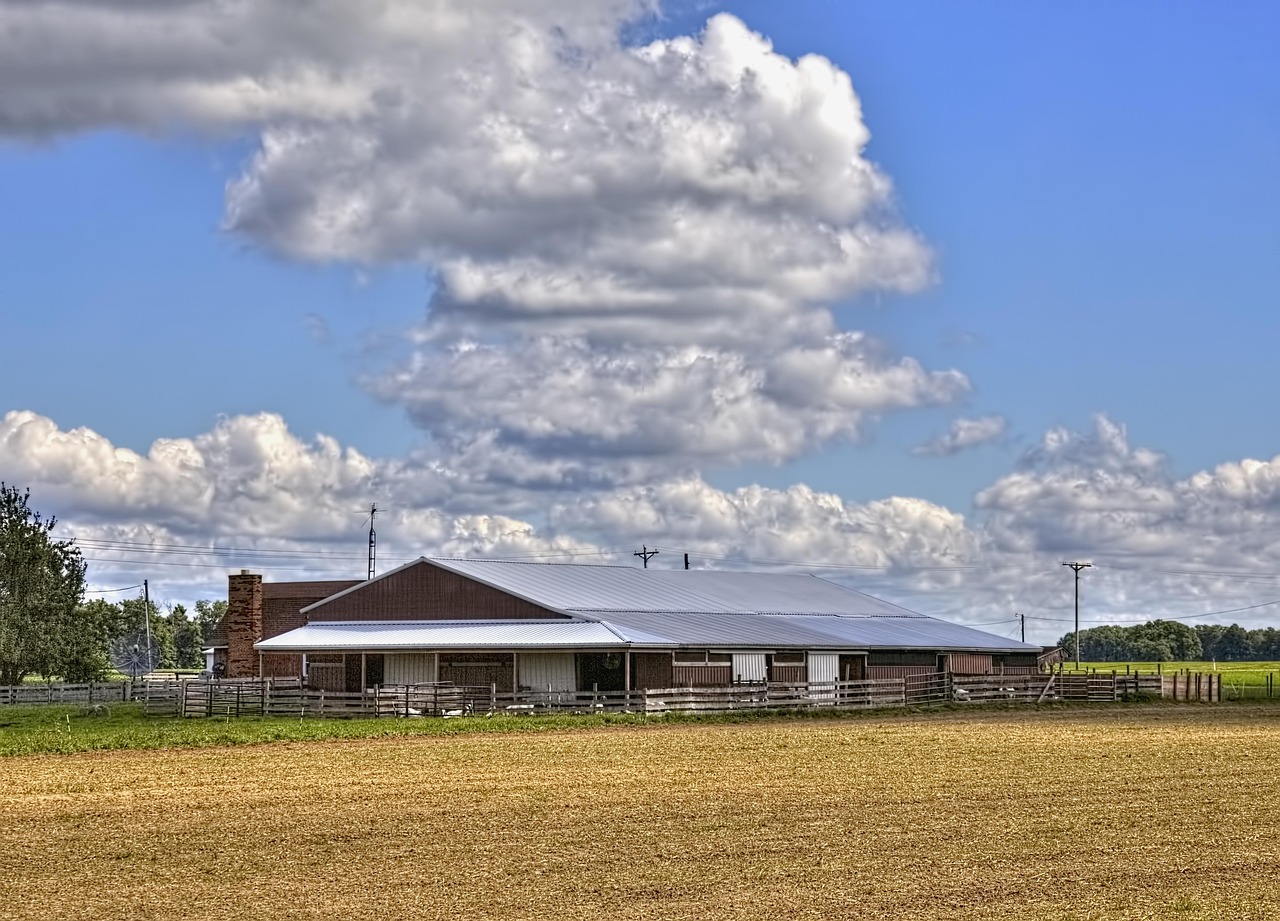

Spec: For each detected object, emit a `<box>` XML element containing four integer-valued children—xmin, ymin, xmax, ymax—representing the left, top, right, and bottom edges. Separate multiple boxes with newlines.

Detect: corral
<box><xmin>2</xmin><ymin>704</ymin><xmax>1278</xmax><ymax>920</ymax></box>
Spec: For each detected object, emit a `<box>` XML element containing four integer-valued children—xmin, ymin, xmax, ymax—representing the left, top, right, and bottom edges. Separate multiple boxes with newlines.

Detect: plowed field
<box><xmin>3</xmin><ymin>706</ymin><xmax>1279</xmax><ymax>920</ymax></box>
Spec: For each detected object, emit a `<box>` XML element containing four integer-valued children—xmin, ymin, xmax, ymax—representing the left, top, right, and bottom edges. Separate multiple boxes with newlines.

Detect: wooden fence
<box><xmin>0</xmin><ymin>681</ymin><xmax>132</xmax><ymax>706</ymax></box>
<box><xmin>132</xmin><ymin>670</ymin><xmax>1219</xmax><ymax>719</ymax></box>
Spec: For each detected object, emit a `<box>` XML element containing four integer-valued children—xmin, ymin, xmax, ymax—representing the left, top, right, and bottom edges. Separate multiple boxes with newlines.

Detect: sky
<box><xmin>2</xmin><ymin>0</ymin><xmax>1279</xmax><ymax>645</ymax></box>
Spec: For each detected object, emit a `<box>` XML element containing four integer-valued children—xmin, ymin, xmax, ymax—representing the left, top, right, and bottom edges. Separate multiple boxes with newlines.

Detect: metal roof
<box><xmin>255</xmin><ymin>620</ymin><xmax>624</xmax><ymax>652</ymax></box>
<box><xmin>429</xmin><ymin>559</ymin><xmax>745</xmax><ymax>613</ymax></box>
<box><xmin>268</xmin><ymin>559</ymin><xmax>1038</xmax><ymax>654</ymax></box>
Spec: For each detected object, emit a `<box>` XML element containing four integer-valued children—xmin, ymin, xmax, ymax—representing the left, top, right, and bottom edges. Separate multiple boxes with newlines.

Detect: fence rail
<box><xmin>120</xmin><ymin>669</ymin><xmax>1221</xmax><ymax>720</ymax></box>
<box><xmin>0</xmin><ymin>681</ymin><xmax>132</xmax><ymax>706</ymax></box>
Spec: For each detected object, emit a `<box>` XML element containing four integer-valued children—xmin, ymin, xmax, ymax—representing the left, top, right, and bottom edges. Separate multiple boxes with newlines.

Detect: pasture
<box><xmin>1079</xmin><ymin>661</ymin><xmax>1280</xmax><ymax>698</ymax></box>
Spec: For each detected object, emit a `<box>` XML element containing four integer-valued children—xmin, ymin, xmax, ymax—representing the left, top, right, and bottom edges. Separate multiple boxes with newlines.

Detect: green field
<box><xmin>3</xmin><ymin>705</ymin><xmax>1279</xmax><ymax>920</ymax></box>
<box><xmin>1077</xmin><ymin>661</ymin><xmax>1280</xmax><ymax>697</ymax></box>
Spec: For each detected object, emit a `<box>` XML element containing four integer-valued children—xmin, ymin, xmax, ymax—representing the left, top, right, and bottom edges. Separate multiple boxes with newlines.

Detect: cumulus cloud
<box><xmin>912</xmin><ymin>414</ymin><xmax>1007</xmax><ymax>457</ymax></box>
<box><xmin>0</xmin><ymin>1</ymin><xmax>963</xmax><ymax>477</ymax></box>
<box><xmin>368</xmin><ymin>333</ymin><xmax>967</xmax><ymax>486</ymax></box>
<box><xmin>9</xmin><ymin>409</ymin><xmax>1280</xmax><ymax>638</ymax></box>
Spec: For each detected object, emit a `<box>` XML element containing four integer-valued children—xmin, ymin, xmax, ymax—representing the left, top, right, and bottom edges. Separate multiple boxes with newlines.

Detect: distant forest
<box><xmin>1056</xmin><ymin>620</ymin><xmax>1280</xmax><ymax>662</ymax></box>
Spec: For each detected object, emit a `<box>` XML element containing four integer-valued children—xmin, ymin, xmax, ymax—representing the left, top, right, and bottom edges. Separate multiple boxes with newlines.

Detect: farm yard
<box><xmin>3</xmin><ymin>705</ymin><xmax>1279</xmax><ymax>920</ymax></box>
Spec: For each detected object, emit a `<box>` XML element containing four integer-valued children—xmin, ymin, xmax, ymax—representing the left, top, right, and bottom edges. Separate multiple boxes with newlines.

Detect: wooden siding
<box><xmin>518</xmin><ymin>653</ymin><xmax>576</xmax><ymax>692</ymax></box>
<box><xmin>262</xmin><ymin>580</ymin><xmax>360</xmax><ymax>639</ymax></box>
<box><xmin>306</xmin><ymin>561</ymin><xmax>565</xmax><ymax>622</ymax></box>
<box><xmin>261</xmin><ymin>653</ymin><xmax>302</xmax><ymax>678</ymax></box>
<box><xmin>385</xmin><ymin>653</ymin><xmax>438</xmax><ymax>685</ymax></box>
<box><xmin>672</xmin><ymin>665</ymin><xmax>732</xmax><ymax>687</ymax></box>
<box><xmin>770</xmin><ymin>665</ymin><xmax>807</xmax><ymax>684</ymax></box>
<box><xmin>306</xmin><ymin>655</ymin><xmax>346</xmax><ymax>691</ymax></box>
<box><xmin>632</xmin><ymin>652</ymin><xmax>672</xmax><ymax>690</ymax></box>
<box><xmin>439</xmin><ymin>653</ymin><xmax>514</xmax><ymax>692</ymax></box>
<box><xmin>866</xmin><ymin>665</ymin><xmax>939</xmax><ymax>680</ymax></box>
<box><xmin>947</xmin><ymin>654</ymin><xmax>993</xmax><ymax>676</ymax></box>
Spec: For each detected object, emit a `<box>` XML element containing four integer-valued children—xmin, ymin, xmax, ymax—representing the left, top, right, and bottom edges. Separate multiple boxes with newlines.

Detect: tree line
<box><xmin>1</xmin><ymin>482</ymin><xmax>226</xmax><ymax>684</ymax></box>
<box><xmin>1057</xmin><ymin>619</ymin><xmax>1280</xmax><ymax>663</ymax></box>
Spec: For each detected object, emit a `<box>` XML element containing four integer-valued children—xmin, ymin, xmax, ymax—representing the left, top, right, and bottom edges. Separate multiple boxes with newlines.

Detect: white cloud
<box><xmin>912</xmin><ymin>414</ymin><xmax>1007</xmax><ymax>456</ymax></box>
<box><xmin>368</xmin><ymin>333</ymin><xmax>968</xmax><ymax>486</ymax></box>
<box><xmin>9</xmin><ymin>410</ymin><xmax>1280</xmax><ymax>640</ymax></box>
<box><xmin>0</xmin><ymin>2</ymin><xmax>961</xmax><ymax>473</ymax></box>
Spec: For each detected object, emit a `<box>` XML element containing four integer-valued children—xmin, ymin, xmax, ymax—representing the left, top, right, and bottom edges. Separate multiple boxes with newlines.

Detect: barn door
<box><xmin>731</xmin><ymin>653</ymin><xmax>766</xmax><ymax>684</ymax></box>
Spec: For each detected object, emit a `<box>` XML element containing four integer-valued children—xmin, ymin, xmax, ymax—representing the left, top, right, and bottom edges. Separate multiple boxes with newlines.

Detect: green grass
<box><xmin>0</xmin><ymin>698</ymin><xmax>1175</xmax><ymax>757</ymax></box>
<box><xmin>0</xmin><ymin>703</ymin><xmax>672</xmax><ymax>756</ymax></box>
<box><xmin>1078</xmin><ymin>660</ymin><xmax>1280</xmax><ymax>698</ymax></box>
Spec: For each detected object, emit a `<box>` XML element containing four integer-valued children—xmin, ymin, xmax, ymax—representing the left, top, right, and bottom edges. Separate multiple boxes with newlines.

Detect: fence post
<box><xmin>491</xmin><ymin>682</ymin><xmax>497</xmax><ymax>714</ymax></box>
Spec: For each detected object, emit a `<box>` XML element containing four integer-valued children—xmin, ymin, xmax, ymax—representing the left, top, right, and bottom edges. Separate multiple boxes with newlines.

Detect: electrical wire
<box><xmin>84</xmin><ymin>583</ymin><xmax>143</xmax><ymax>596</ymax></box>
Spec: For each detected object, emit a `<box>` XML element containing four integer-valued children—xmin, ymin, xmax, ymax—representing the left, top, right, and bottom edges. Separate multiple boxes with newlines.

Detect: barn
<box><xmin>224</xmin><ymin>558</ymin><xmax>1039</xmax><ymax>691</ymax></box>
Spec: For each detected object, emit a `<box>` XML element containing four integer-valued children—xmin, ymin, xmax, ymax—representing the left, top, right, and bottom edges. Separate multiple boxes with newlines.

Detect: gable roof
<box><xmin>277</xmin><ymin>558</ymin><xmax>1037</xmax><ymax>654</ymax></box>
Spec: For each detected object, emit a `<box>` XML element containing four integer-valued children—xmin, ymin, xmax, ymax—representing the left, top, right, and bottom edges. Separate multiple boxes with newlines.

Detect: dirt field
<box><xmin>3</xmin><ymin>705</ymin><xmax>1279</xmax><ymax>920</ymax></box>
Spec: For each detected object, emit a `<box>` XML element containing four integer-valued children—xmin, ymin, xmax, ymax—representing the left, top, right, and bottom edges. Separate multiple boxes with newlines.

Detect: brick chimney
<box><xmin>226</xmin><ymin>570</ymin><xmax>263</xmax><ymax>678</ymax></box>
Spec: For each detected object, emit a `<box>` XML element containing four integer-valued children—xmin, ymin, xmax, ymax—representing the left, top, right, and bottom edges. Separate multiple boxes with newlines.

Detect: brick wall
<box><xmin>225</xmin><ymin>572</ymin><xmax>263</xmax><ymax>678</ymax></box>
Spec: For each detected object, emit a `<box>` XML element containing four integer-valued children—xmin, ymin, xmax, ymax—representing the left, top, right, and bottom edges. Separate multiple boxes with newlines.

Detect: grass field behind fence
<box><xmin>1078</xmin><ymin>661</ymin><xmax>1280</xmax><ymax>696</ymax></box>
<box><xmin>3</xmin><ymin>706</ymin><xmax>1280</xmax><ymax>920</ymax></box>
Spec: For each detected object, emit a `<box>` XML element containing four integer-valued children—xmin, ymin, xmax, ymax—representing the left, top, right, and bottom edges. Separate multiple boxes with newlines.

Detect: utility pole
<box><xmin>1016</xmin><ymin>611</ymin><xmax>1025</xmax><ymax>643</ymax></box>
<box><xmin>1062</xmin><ymin>562</ymin><xmax>1092</xmax><ymax>669</ymax></box>
<box><xmin>634</xmin><ymin>545</ymin><xmax>659</xmax><ymax>569</ymax></box>
<box><xmin>367</xmin><ymin>504</ymin><xmax>378</xmax><ymax>580</ymax></box>
<box><xmin>142</xmin><ymin>579</ymin><xmax>152</xmax><ymax>676</ymax></box>
<box><xmin>684</xmin><ymin>553</ymin><xmax>690</xmax><ymax>571</ymax></box>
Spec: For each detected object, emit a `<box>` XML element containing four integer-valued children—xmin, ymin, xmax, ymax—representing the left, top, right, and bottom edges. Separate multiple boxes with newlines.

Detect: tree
<box><xmin>167</xmin><ymin>603</ymin><xmax>207</xmax><ymax>669</ymax></box>
<box><xmin>0</xmin><ymin>483</ymin><xmax>89</xmax><ymax>684</ymax></box>
<box><xmin>193</xmin><ymin>599</ymin><xmax>227</xmax><ymax>646</ymax></box>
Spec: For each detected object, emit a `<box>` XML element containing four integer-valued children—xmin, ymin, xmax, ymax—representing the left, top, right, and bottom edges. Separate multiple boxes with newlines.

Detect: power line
<box><xmin>85</xmin><ymin>582</ymin><xmax>144</xmax><ymax>594</ymax></box>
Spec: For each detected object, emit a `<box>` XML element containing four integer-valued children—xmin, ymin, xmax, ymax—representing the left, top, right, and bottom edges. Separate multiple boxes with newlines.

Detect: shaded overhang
<box><xmin>254</xmin><ymin>620</ymin><xmax>628</xmax><ymax>653</ymax></box>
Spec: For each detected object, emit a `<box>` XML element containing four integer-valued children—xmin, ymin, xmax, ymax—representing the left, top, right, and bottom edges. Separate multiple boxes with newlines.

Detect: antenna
<box><xmin>634</xmin><ymin>545</ymin><xmax>659</xmax><ymax>569</ymax></box>
<box><xmin>367</xmin><ymin>504</ymin><xmax>377</xmax><ymax>580</ymax></box>
<box><xmin>109</xmin><ymin>584</ymin><xmax>158</xmax><ymax>680</ymax></box>
<box><xmin>1062</xmin><ymin>562</ymin><xmax>1092</xmax><ymax>668</ymax></box>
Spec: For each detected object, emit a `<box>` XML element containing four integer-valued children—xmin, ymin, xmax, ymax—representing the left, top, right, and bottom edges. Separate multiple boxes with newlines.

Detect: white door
<box><xmin>384</xmin><ymin>653</ymin><xmax>438</xmax><ymax>685</ymax></box>
<box><xmin>518</xmin><ymin>653</ymin><xmax>577</xmax><ymax>692</ymax></box>
<box><xmin>808</xmin><ymin>653</ymin><xmax>839</xmax><ymax>698</ymax></box>
<box><xmin>731</xmin><ymin>653</ymin><xmax>767</xmax><ymax>683</ymax></box>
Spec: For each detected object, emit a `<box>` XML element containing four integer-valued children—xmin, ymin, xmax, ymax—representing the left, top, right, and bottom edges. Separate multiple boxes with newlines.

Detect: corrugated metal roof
<box><xmin>272</xmin><ymin>559</ymin><xmax>1038</xmax><ymax>654</ymax></box>
<box><xmin>574</xmin><ymin>611</ymin><xmax>1031</xmax><ymax>653</ymax></box>
<box><xmin>430</xmin><ymin>558</ymin><xmax>744</xmax><ymax>613</ymax></box>
<box><xmin>255</xmin><ymin>612</ymin><xmax>1032</xmax><ymax>654</ymax></box>
<box><xmin>255</xmin><ymin>620</ymin><xmax>624</xmax><ymax>652</ymax></box>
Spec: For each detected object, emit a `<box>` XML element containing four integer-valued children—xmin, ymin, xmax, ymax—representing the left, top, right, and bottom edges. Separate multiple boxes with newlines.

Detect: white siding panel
<box><xmin>518</xmin><ymin>652</ymin><xmax>576</xmax><ymax>692</ymax></box>
<box><xmin>385</xmin><ymin>653</ymin><xmax>437</xmax><ymax>685</ymax></box>
<box><xmin>808</xmin><ymin>653</ymin><xmax>839</xmax><ymax>684</ymax></box>
<box><xmin>731</xmin><ymin>653</ymin><xmax>767</xmax><ymax>683</ymax></box>
<box><xmin>807</xmin><ymin>653</ymin><xmax>838</xmax><ymax>699</ymax></box>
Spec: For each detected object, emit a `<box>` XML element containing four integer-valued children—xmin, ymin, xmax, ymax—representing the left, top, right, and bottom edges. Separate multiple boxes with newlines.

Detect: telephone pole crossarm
<box><xmin>1061</xmin><ymin>562</ymin><xmax>1092</xmax><ymax>669</ymax></box>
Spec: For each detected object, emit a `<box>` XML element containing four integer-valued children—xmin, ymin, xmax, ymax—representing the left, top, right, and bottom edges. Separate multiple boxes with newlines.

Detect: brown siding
<box><xmin>263</xmin><ymin>580</ymin><xmax>361</xmax><ymax>639</ymax></box>
<box><xmin>439</xmin><ymin>653</ymin><xmax>513</xmax><ymax>692</ymax></box>
<box><xmin>306</xmin><ymin>653</ymin><xmax>345</xmax><ymax>691</ymax></box>
<box><xmin>307</xmin><ymin>562</ymin><xmax>566</xmax><ymax>622</ymax></box>
<box><xmin>947</xmin><ymin>654</ymin><xmax>993</xmax><ymax>676</ymax></box>
<box><xmin>261</xmin><ymin>653</ymin><xmax>302</xmax><ymax>678</ymax></box>
<box><xmin>770</xmin><ymin>665</ymin><xmax>807</xmax><ymax>684</ymax></box>
<box><xmin>866</xmin><ymin>665</ymin><xmax>939</xmax><ymax>680</ymax></box>
<box><xmin>632</xmin><ymin>652</ymin><xmax>672</xmax><ymax>690</ymax></box>
<box><xmin>672</xmin><ymin>665</ymin><xmax>732</xmax><ymax>687</ymax></box>
<box><xmin>226</xmin><ymin>573</ymin><xmax>263</xmax><ymax>678</ymax></box>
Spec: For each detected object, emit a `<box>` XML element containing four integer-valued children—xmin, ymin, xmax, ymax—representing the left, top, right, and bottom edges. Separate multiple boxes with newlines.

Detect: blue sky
<box><xmin>2</xmin><ymin>1</ymin><xmax>1279</xmax><ymax>640</ymax></box>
